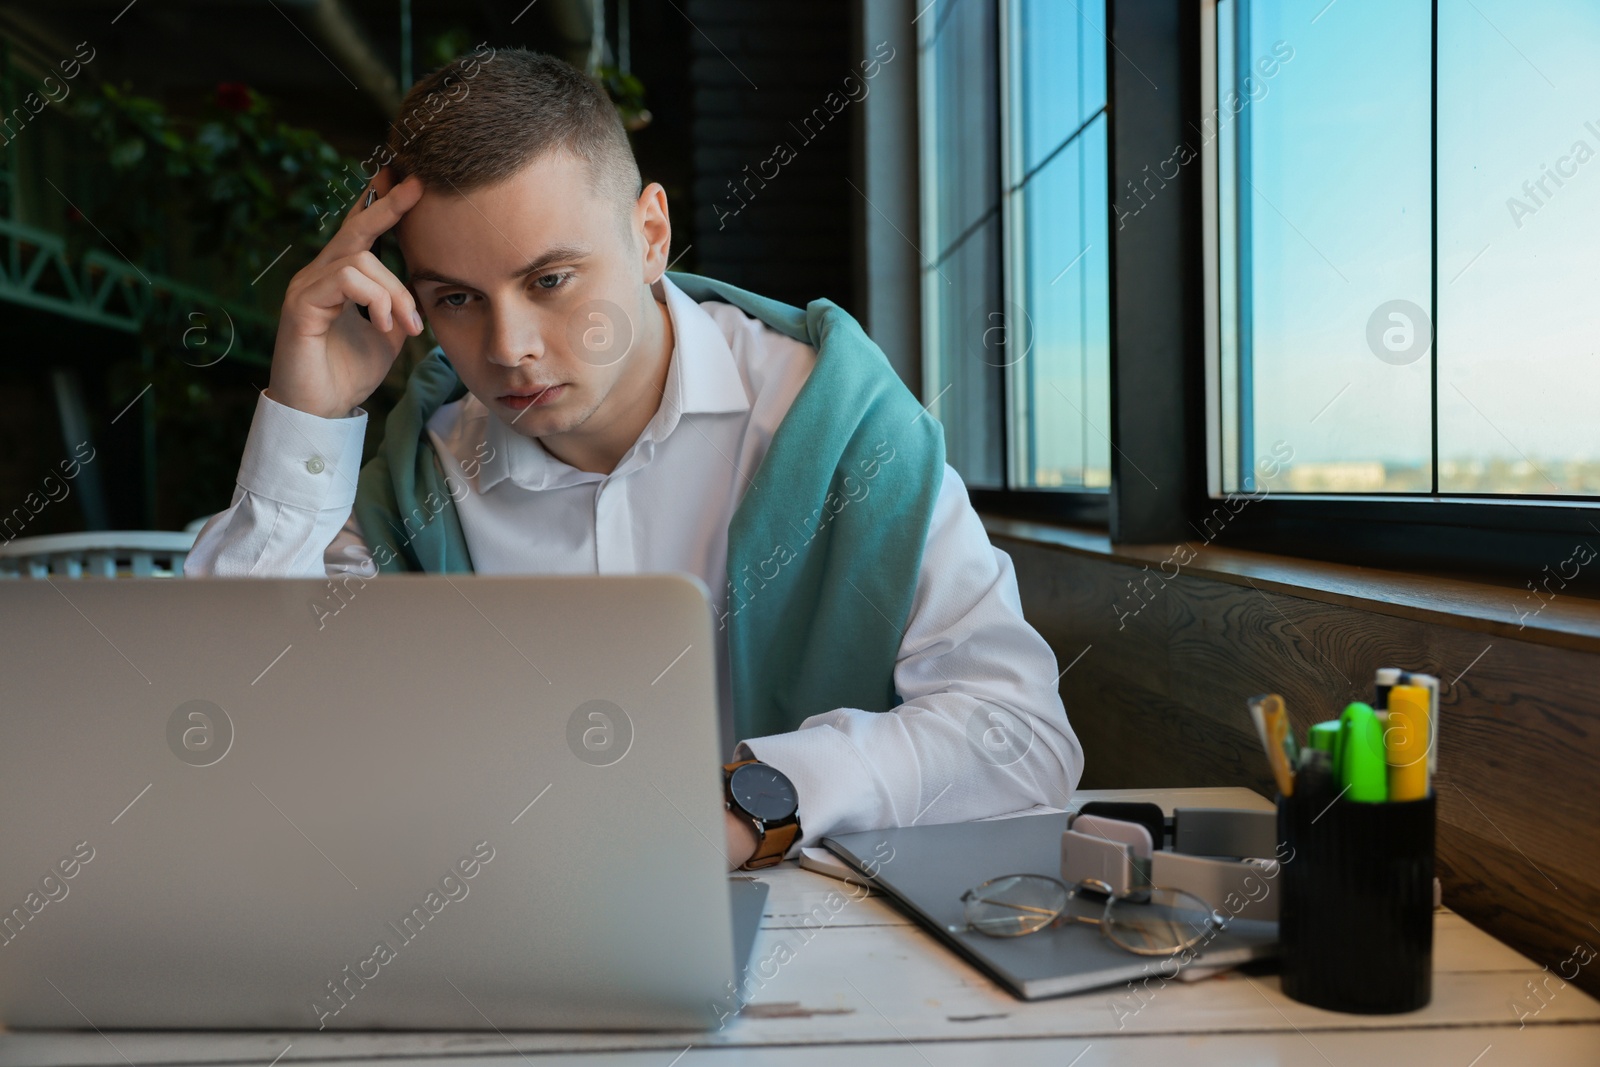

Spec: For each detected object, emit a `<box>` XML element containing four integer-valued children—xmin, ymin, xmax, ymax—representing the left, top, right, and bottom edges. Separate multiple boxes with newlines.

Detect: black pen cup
<box><xmin>1276</xmin><ymin>790</ymin><xmax>1435</xmax><ymax>1013</ymax></box>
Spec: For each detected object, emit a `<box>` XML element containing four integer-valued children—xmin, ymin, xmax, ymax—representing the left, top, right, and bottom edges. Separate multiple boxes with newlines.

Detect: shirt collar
<box><xmin>476</xmin><ymin>273</ymin><xmax>751</xmax><ymax>493</ymax></box>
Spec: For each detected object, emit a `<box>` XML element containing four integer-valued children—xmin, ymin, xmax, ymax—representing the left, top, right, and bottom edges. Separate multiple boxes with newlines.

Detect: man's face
<box><xmin>396</xmin><ymin>152</ymin><xmax>658</xmax><ymax>441</ymax></box>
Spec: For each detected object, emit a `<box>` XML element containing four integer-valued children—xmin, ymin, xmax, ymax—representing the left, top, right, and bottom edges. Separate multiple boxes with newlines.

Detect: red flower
<box><xmin>215</xmin><ymin>82</ymin><xmax>253</xmax><ymax>112</ymax></box>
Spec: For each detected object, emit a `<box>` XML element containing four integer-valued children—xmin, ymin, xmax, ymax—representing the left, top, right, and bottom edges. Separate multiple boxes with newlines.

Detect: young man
<box><xmin>185</xmin><ymin>48</ymin><xmax>1082</xmax><ymax>870</ymax></box>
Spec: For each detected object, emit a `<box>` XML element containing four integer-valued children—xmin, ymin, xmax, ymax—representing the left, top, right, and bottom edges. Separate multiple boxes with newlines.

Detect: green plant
<box><xmin>66</xmin><ymin>82</ymin><xmax>383</xmax><ymax>528</ymax></box>
<box><xmin>594</xmin><ymin>65</ymin><xmax>651</xmax><ymax>131</ymax></box>
<box><xmin>70</xmin><ymin>81</ymin><xmax>358</xmax><ymax>311</ymax></box>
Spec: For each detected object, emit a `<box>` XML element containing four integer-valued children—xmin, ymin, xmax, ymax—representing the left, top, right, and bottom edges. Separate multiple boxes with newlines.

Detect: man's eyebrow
<box><xmin>409</xmin><ymin>244</ymin><xmax>593</xmax><ymax>288</ymax></box>
<box><xmin>510</xmin><ymin>244</ymin><xmax>592</xmax><ymax>279</ymax></box>
<box><xmin>408</xmin><ymin>267</ymin><xmax>473</xmax><ymax>287</ymax></box>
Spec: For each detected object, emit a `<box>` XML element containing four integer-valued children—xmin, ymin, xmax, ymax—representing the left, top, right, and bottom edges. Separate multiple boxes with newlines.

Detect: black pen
<box><xmin>356</xmin><ymin>186</ymin><xmax>378</xmax><ymax>322</ymax></box>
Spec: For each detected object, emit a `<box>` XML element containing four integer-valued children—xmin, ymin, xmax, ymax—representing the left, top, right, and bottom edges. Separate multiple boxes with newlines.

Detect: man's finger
<box><xmin>299</xmin><ymin>264</ymin><xmax>394</xmax><ymax>330</ymax></box>
<box><xmin>322</xmin><ymin>174</ymin><xmax>424</xmax><ymax>262</ymax></box>
<box><xmin>343</xmin><ymin>250</ymin><xmax>420</xmax><ymax>331</ymax></box>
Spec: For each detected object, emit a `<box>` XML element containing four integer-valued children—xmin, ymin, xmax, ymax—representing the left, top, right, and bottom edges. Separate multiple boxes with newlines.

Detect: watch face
<box><xmin>729</xmin><ymin>763</ymin><xmax>798</xmax><ymax>822</ymax></box>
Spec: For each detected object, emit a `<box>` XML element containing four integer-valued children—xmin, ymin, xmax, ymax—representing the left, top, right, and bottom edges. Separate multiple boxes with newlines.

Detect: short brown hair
<box><xmin>385</xmin><ymin>47</ymin><xmax>641</xmax><ymax>211</ymax></box>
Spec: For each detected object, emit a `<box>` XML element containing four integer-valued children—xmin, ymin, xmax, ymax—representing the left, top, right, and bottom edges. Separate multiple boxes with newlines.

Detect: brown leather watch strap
<box><xmin>724</xmin><ymin>759</ymin><xmax>801</xmax><ymax>870</ymax></box>
<box><xmin>744</xmin><ymin>818</ymin><xmax>799</xmax><ymax>869</ymax></box>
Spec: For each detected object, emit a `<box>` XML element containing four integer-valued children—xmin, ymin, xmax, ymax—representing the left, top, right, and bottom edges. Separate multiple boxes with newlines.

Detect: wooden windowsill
<box><xmin>980</xmin><ymin>515</ymin><xmax>1600</xmax><ymax>656</ymax></box>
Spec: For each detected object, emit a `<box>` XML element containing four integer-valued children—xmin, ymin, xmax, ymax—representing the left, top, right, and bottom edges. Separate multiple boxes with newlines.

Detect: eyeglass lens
<box><xmin>959</xmin><ymin>874</ymin><xmax>1070</xmax><ymax>936</ymax></box>
<box><xmin>1102</xmin><ymin>886</ymin><xmax>1221</xmax><ymax>954</ymax></box>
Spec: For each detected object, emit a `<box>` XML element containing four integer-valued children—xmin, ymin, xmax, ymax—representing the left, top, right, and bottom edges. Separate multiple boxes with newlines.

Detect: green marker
<box><xmin>1308</xmin><ymin>719</ymin><xmax>1344</xmax><ymax>781</ymax></box>
<box><xmin>1338</xmin><ymin>702</ymin><xmax>1387</xmax><ymax>802</ymax></box>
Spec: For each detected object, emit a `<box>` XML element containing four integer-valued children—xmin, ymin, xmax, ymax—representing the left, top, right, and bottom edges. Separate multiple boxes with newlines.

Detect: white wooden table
<box><xmin>6</xmin><ymin>789</ymin><xmax>1598</xmax><ymax>1066</ymax></box>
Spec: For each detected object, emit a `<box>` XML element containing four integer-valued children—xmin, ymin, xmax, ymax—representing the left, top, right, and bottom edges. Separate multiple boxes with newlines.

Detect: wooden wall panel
<box><xmin>995</xmin><ymin>532</ymin><xmax>1600</xmax><ymax>998</ymax></box>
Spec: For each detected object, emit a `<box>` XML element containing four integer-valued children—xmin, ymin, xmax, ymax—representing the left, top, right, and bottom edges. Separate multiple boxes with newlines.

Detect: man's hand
<box><xmin>725</xmin><ymin>806</ymin><xmax>758</xmax><ymax>871</ymax></box>
<box><xmin>267</xmin><ymin>169</ymin><xmax>427</xmax><ymax>419</ymax></box>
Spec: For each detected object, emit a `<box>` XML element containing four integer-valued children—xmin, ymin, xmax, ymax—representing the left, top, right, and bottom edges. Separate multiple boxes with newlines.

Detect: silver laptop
<box><xmin>0</xmin><ymin>573</ymin><xmax>766</xmax><ymax>1030</ymax></box>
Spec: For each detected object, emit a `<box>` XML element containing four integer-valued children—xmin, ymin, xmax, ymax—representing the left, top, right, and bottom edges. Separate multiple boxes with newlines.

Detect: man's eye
<box><xmin>536</xmin><ymin>272</ymin><xmax>572</xmax><ymax>291</ymax></box>
<box><xmin>436</xmin><ymin>292</ymin><xmax>472</xmax><ymax>310</ymax></box>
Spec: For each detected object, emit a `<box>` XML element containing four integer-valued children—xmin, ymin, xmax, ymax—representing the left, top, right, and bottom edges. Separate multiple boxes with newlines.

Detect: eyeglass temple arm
<box><xmin>966</xmin><ymin>896</ymin><xmax>1059</xmax><ymax>917</ymax></box>
<box><xmin>967</xmin><ymin>893</ymin><xmax>1109</xmax><ymax>929</ymax></box>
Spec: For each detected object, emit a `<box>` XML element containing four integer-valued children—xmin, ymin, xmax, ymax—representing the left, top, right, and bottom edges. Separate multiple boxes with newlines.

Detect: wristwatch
<box><xmin>723</xmin><ymin>759</ymin><xmax>802</xmax><ymax>870</ymax></box>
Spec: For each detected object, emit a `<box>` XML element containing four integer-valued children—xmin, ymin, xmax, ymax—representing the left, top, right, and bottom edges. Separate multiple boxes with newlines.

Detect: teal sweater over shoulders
<box><xmin>351</xmin><ymin>271</ymin><xmax>946</xmax><ymax>742</ymax></box>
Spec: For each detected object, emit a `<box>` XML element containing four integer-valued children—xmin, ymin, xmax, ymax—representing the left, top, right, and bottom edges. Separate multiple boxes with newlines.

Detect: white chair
<box><xmin>0</xmin><ymin>531</ymin><xmax>199</xmax><ymax>579</ymax></box>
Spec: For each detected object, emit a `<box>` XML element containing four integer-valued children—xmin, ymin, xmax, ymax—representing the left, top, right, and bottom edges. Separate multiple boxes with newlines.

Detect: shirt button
<box><xmin>306</xmin><ymin>456</ymin><xmax>326</xmax><ymax>474</ymax></box>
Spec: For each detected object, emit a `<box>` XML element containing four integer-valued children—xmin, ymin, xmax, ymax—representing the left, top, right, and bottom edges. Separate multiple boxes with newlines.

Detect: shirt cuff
<box><xmin>238</xmin><ymin>391</ymin><xmax>369</xmax><ymax>512</ymax></box>
<box><xmin>736</xmin><ymin>724</ymin><xmax>881</xmax><ymax>858</ymax></box>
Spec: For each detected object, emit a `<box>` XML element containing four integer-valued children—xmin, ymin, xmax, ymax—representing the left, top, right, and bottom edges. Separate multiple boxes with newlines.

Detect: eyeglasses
<box><xmin>954</xmin><ymin>873</ymin><xmax>1225</xmax><ymax>956</ymax></box>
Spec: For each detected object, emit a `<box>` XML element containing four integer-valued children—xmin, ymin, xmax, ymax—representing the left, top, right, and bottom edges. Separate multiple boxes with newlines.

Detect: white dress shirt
<box><xmin>185</xmin><ymin>274</ymin><xmax>1084</xmax><ymax>855</ymax></box>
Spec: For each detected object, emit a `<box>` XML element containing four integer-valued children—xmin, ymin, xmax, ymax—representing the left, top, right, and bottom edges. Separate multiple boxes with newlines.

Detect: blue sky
<box><xmin>1244</xmin><ymin>0</ymin><xmax>1598</xmax><ymax>484</ymax></box>
<box><xmin>1015</xmin><ymin>0</ymin><xmax>1111</xmax><ymax>487</ymax></box>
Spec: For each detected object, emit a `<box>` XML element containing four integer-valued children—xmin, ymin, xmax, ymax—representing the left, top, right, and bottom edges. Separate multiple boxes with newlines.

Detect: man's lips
<box><xmin>500</xmin><ymin>384</ymin><xmax>565</xmax><ymax>410</ymax></box>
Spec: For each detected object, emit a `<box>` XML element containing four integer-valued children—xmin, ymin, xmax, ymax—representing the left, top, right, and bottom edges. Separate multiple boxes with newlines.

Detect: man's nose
<box><xmin>485</xmin><ymin>310</ymin><xmax>544</xmax><ymax>367</ymax></box>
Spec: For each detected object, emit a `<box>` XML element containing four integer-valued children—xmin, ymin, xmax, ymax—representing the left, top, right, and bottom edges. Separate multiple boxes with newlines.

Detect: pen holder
<box><xmin>1276</xmin><ymin>789</ymin><xmax>1435</xmax><ymax>1013</ymax></box>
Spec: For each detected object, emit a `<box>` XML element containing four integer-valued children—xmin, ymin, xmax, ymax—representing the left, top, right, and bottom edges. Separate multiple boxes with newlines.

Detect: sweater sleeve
<box><xmin>735</xmin><ymin>462</ymin><xmax>1084</xmax><ymax>855</ymax></box>
<box><xmin>183</xmin><ymin>390</ymin><xmax>378</xmax><ymax>580</ymax></box>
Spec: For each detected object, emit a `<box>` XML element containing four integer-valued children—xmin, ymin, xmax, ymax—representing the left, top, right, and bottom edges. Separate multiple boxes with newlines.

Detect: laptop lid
<box><xmin>0</xmin><ymin>573</ymin><xmax>744</xmax><ymax>1030</ymax></box>
<box><xmin>824</xmin><ymin>814</ymin><xmax>1277</xmax><ymax>1001</ymax></box>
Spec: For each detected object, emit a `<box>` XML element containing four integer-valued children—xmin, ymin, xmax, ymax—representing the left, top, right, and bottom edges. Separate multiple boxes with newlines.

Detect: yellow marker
<box><xmin>1385</xmin><ymin>684</ymin><xmax>1431</xmax><ymax>800</ymax></box>
<box><xmin>1248</xmin><ymin>693</ymin><xmax>1297</xmax><ymax>798</ymax></box>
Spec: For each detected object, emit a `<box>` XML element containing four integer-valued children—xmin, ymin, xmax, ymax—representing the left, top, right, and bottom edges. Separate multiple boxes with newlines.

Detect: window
<box><xmin>919</xmin><ymin>0</ymin><xmax>1003</xmax><ymax>488</ymax></box>
<box><xmin>1213</xmin><ymin>0</ymin><xmax>1600</xmax><ymax>500</ymax></box>
<box><xmin>1004</xmin><ymin>0</ymin><xmax>1111</xmax><ymax>491</ymax></box>
<box><xmin>908</xmin><ymin>0</ymin><xmax>1595</xmax><ymax>576</ymax></box>
<box><xmin>919</xmin><ymin>0</ymin><xmax>1111</xmax><ymax>501</ymax></box>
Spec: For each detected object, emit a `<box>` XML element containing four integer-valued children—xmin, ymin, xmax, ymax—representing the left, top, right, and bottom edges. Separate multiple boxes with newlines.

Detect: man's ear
<box><xmin>635</xmin><ymin>182</ymin><xmax>672</xmax><ymax>283</ymax></box>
